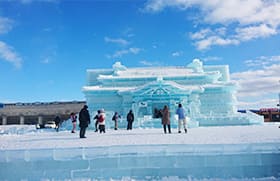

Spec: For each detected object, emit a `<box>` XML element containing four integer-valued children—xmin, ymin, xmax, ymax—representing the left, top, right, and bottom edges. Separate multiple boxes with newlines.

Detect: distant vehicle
<box><xmin>36</xmin><ymin>121</ymin><xmax>56</xmax><ymax>129</ymax></box>
<box><xmin>44</xmin><ymin>121</ymin><xmax>56</xmax><ymax>128</ymax></box>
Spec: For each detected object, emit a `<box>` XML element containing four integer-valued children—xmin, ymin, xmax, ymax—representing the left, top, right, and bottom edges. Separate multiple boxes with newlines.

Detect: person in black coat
<box><xmin>79</xmin><ymin>105</ymin><xmax>90</xmax><ymax>138</ymax></box>
<box><xmin>126</xmin><ymin>109</ymin><xmax>134</xmax><ymax>130</ymax></box>
<box><xmin>53</xmin><ymin>115</ymin><xmax>61</xmax><ymax>132</ymax></box>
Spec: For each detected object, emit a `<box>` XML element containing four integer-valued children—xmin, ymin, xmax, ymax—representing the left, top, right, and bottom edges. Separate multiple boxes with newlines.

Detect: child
<box><xmin>112</xmin><ymin>112</ymin><xmax>120</xmax><ymax>130</ymax></box>
<box><xmin>70</xmin><ymin>112</ymin><xmax>77</xmax><ymax>133</ymax></box>
<box><xmin>93</xmin><ymin>110</ymin><xmax>101</xmax><ymax>132</ymax></box>
<box><xmin>98</xmin><ymin>109</ymin><xmax>106</xmax><ymax>133</ymax></box>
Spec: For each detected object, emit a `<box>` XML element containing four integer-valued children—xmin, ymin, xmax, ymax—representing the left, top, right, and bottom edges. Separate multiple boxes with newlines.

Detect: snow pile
<box><xmin>0</xmin><ymin>125</ymin><xmax>38</xmax><ymax>135</ymax></box>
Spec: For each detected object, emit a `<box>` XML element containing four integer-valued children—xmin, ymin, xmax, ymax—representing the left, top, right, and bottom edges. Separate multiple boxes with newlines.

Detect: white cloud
<box><xmin>237</xmin><ymin>98</ymin><xmax>279</xmax><ymax>109</ymax></box>
<box><xmin>191</xmin><ymin>24</ymin><xmax>277</xmax><ymax>50</ymax></box>
<box><xmin>107</xmin><ymin>47</ymin><xmax>141</xmax><ymax>58</ymax></box>
<box><xmin>202</xmin><ymin>56</ymin><xmax>222</xmax><ymax>62</ymax></box>
<box><xmin>190</xmin><ymin>28</ymin><xmax>212</xmax><ymax>40</ymax></box>
<box><xmin>143</xmin><ymin>0</ymin><xmax>194</xmax><ymax>12</ymax></box>
<box><xmin>0</xmin><ymin>17</ymin><xmax>22</xmax><ymax>68</ymax></box>
<box><xmin>172</xmin><ymin>51</ymin><xmax>182</xmax><ymax>57</ymax></box>
<box><xmin>195</xmin><ymin>36</ymin><xmax>239</xmax><ymax>50</ymax></box>
<box><xmin>231</xmin><ymin>58</ymin><xmax>280</xmax><ymax>109</ymax></box>
<box><xmin>139</xmin><ymin>60</ymin><xmax>162</xmax><ymax>66</ymax></box>
<box><xmin>190</xmin><ymin>27</ymin><xmax>241</xmax><ymax>50</ymax></box>
<box><xmin>232</xmin><ymin>64</ymin><xmax>280</xmax><ymax>97</ymax></box>
<box><xmin>244</xmin><ymin>55</ymin><xmax>280</xmax><ymax>68</ymax></box>
<box><xmin>104</xmin><ymin>37</ymin><xmax>129</xmax><ymax>46</ymax></box>
<box><xmin>144</xmin><ymin>0</ymin><xmax>280</xmax><ymax>26</ymax></box>
<box><xmin>0</xmin><ymin>41</ymin><xmax>22</xmax><ymax>69</ymax></box>
<box><xmin>122</xmin><ymin>27</ymin><xmax>135</xmax><ymax>38</ymax></box>
<box><xmin>235</xmin><ymin>24</ymin><xmax>277</xmax><ymax>41</ymax></box>
<box><xmin>144</xmin><ymin>0</ymin><xmax>280</xmax><ymax>50</ymax></box>
<box><xmin>190</xmin><ymin>27</ymin><xmax>227</xmax><ymax>40</ymax></box>
<box><xmin>129</xmin><ymin>47</ymin><xmax>141</xmax><ymax>54</ymax></box>
<box><xmin>202</xmin><ymin>0</ymin><xmax>264</xmax><ymax>25</ymax></box>
<box><xmin>0</xmin><ymin>17</ymin><xmax>13</xmax><ymax>34</ymax></box>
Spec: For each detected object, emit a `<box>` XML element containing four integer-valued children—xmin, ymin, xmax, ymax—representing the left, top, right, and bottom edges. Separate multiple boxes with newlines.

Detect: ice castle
<box><xmin>83</xmin><ymin>59</ymin><xmax>263</xmax><ymax>128</ymax></box>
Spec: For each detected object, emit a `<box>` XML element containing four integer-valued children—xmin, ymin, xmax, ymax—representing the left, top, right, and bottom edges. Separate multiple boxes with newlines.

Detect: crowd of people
<box><xmin>62</xmin><ymin>104</ymin><xmax>189</xmax><ymax>138</ymax></box>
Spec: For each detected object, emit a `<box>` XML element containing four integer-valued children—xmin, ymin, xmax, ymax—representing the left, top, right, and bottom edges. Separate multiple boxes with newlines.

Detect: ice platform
<box><xmin>0</xmin><ymin>124</ymin><xmax>280</xmax><ymax>180</ymax></box>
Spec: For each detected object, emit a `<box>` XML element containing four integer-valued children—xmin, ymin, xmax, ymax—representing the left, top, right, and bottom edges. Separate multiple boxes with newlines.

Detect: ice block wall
<box><xmin>1</xmin><ymin>143</ymin><xmax>279</xmax><ymax>180</ymax></box>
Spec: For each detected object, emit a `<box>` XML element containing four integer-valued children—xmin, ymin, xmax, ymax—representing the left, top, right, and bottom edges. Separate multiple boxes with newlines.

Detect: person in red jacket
<box><xmin>98</xmin><ymin>109</ymin><xmax>106</xmax><ymax>133</ymax></box>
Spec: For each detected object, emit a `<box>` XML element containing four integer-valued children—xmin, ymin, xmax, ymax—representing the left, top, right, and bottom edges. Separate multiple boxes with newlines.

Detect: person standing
<box><xmin>126</xmin><ymin>109</ymin><xmax>134</xmax><ymax>130</ymax></box>
<box><xmin>161</xmin><ymin>105</ymin><xmax>171</xmax><ymax>134</ymax></box>
<box><xmin>98</xmin><ymin>109</ymin><xmax>106</xmax><ymax>133</ymax></box>
<box><xmin>70</xmin><ymin>112</ymin><xmax>77</xmax><ymax>133</ymax></box>
<box><xmin>54</xmin><ymin>115</ymin><xmax>61</xmax><ymax>132</ymax></box>
<box><xmin>112</xmin><ymin>112</ymin><xmax>120</xmax><ymax>130</ymax></box>
<box><xmin>176</xmin><ymin>103</ymin><xmax>187</xmax><ymax>133</ymax></box>
<box><xmin>79</xmin><ymin>105</ymin><xmax>90</xmax><ymax>138</ymax></box>
<box><xmin>93</xmin><ymin>110</ymin><xmax>101</xmax><ymax>132</ymax></box>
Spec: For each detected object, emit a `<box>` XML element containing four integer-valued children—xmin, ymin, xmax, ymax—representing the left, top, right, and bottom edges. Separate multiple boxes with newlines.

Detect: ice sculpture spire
<box><xmin>187</xmin><ymin>59</ymin><xmax>204</xmax><ymax>73</ymax></box>
<box><xmin>113</xmin><ymin>61</ymin><xmax>126</xmax><ymax>71</ymax></box>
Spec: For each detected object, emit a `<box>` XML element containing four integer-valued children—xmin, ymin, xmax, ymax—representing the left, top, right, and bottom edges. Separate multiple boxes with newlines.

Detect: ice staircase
<box><xmin>197</xmin><ymin>111</ymin><xmax>264</xmax><ymax>127</ymax></box>
<box><xmin>138</xmin><ymin>117</ymin><xmax>162</xmax><ymax>128</ymax></box>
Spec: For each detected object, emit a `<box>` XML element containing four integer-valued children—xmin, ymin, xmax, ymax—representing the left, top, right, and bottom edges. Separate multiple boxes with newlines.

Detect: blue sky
<box><xmin>0</xmin><ymin>0</ymin><xmax>279</xmax><ymax>109</ymax></box>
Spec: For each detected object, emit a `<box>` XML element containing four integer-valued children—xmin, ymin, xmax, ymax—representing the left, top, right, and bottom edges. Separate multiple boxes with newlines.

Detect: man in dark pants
<box><xmin>54</xmin><ymin>115</ymin><xmax>61</xmax><ymax>132</ymax></box>
<box><xmin>79</xmin><ymin>105</ymin><xmax>90</xmax><ymax>138</ymax></box>
<box><xmin>126</xmin><ymin>109</ymin><xmax>134</xmax><ymax>130</ymax></box>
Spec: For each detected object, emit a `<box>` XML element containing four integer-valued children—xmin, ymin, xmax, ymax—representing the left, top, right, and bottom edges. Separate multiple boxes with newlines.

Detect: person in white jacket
<box><xmin>98</xmin><ymin>109</ymin><xmax>106</xmax><ymax>133</ymax></box>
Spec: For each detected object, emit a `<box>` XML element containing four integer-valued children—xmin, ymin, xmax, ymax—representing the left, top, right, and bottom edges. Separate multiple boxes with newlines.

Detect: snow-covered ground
<box><xmin>1</xmin><ymin>123</ymin><xmax>280</xmax><ymax>181</ymax></box>
<box><xmin>1</xmin><ymin>124</ymin><xmax>280</xmax><ymax>150</ymax></box>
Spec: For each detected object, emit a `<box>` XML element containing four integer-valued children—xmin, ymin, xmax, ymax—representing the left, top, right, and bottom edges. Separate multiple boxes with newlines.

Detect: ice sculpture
<box><xmin>82</xmin><ymin>59</ymin><xmax>263</xmax><ymax>128</ymax></box>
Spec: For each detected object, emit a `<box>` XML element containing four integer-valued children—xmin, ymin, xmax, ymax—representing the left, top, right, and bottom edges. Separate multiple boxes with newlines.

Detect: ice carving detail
<box><xmin>187</xmin><ymin>59</ymin><xmax>204</xmax><ymax>73</ymax></box>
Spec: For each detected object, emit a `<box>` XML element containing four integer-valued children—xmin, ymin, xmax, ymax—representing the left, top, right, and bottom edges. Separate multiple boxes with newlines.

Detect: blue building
<box><xmin>83</xmin><ymin>59</ymin><xmax>263</xmax><ymax>128</ymax></box>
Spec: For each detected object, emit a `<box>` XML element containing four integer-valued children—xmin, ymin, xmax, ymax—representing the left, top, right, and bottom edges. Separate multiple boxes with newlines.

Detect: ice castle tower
<box><xmin>82</xmin><ymin>59</ymin><xmax>263</xmax><ymax>128</ymax></box>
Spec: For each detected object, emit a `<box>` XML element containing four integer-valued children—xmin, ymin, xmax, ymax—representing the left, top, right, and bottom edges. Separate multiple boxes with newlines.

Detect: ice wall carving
<box><xmin>83</xmin><ymin>59</ymin><xmax>263</xmax><ymax>128</ymax></box>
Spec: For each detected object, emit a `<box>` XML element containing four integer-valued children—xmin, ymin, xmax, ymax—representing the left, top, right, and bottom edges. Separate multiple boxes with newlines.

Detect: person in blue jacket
<box><xmin>176</xmin><ymin>103</ymin><xmax>187</xmax><ymax>133</ymax></box>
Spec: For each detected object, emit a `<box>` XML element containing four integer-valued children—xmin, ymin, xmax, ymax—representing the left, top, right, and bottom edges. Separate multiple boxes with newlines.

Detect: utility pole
<box><xmin>278</xmin><ymin>81</ymin><xmax>280</xmax><ymax>128</ymax></box>
<box><xmin>278</xmin><ymin>93</ymin><xmax>280</xmax><ymax>107</ymax></box>
<box><xmin>278</xmin><ymin>80</ymin><xmax>280</xmax><ymax>110</ymax></box>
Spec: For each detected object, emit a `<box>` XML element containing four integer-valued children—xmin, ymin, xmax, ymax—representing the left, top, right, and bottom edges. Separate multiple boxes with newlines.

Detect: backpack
<box><xmin>98</xmin><ymin>114</ymin><xmax>104</xmax><ymax>123</ymax></box>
